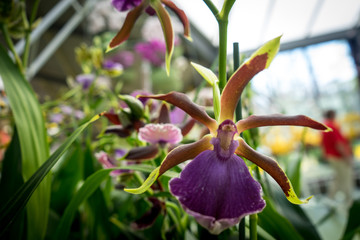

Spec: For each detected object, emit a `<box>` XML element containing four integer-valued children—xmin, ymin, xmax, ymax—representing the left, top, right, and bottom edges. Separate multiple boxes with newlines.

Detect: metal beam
<box><xmin>27</xmin><ymin>0</ymin><xmax>97</xmax><ymax>79</ymax></box>
<box><xmin>241</xmin><ymin>27</ymin><xmax>360</xmax><ymax>56</ymax></box>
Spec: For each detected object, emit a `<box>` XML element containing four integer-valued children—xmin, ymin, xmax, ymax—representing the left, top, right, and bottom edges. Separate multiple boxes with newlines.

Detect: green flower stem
<box><xmin>0</xmin><ymin>23</ymin><xmax>24</xmax><ymax>73</ymax></box>
<box><xmin>203</xmin><ymin>0</ymin><xmax>219</xmax><ymax>17</ymax></box>
<box><xmin>250</xmin><ymin>214</ymin><xmax>258</xmax><ymax>240</ymax></box>
<box><xmin>23</xmin><ymin>0</ymin><xmax>41</xmax><ymax>68</ymax></box>
<box><xmin>218</xmin><ymin>19</ymin><xmax>228</xmax><ymax>91</ymax></box>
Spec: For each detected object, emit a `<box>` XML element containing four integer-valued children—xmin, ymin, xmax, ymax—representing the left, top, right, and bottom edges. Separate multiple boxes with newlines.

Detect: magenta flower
<box><xmin>95</xmin><ymin>151</ymin><xmax>124</xmax><ymax>177</ymax></box>
<box><xmin>112</xmin><ymin>0</ymin><xmax>142</xmax><ymax>12</ymax></box>
<box><xmin>135</xmin><ymin>40</ymin><xmax>166</xmax><ymax>67</ymax></box>
<box><xmin>124</xmin><ymin>37</ymin><xmax>329</xmax><ymax>234</ymax></box>
<box><xmin>108</xmin><ymin>0</ymin><xmax>191</xmax><ymax>73</ymax></box>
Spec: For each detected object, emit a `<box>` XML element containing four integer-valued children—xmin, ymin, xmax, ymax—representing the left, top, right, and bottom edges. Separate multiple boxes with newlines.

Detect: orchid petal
<box><xmin>139</xmin><ymin>92</ymin><xmax>218</xmax><ymax>133</ymax></box>
<box><xmin>236</xmin><ymin>114</ymin><xmax>328</xmax><ymax>133</ymax></box>
<box><xmin>131</xmin><ymin>197</ymin><xmax>163</xmax><ymax>229</ymax></box>
<box><xmin>105</xmin><ymin>125</ymin><xmax>131</xmax><ymax>137</ymax></box>
<box><xmin>157</xmin><ymin>103</ymin><xmax>170</xmax><ymax>123</ymax></box>
<box><xmin>124</xmin><ymin>135</ymin><xmax>212</xmax><ymax>194</ymax></box>
<box><xmin>125</xmin><ymin>145</ymin><xmax>159</xmax><ymax>160</ymax></box>
<box><xmin>170</xmin><ymin>150</ymin><xmax>265</xmax><ymax>234</ymax></box>
<box><xmin>180</xmin><ymin>118</ymin><xmax>196</xmax><ymax>136</ymax></box>
<box><xmin>161</xmin><ymin>0</ymin><xmax>192</xmax><ymax>41</ymax></box>
<box><xmin>104</xmin><ymin>112</ymin><xmax>121</xmax><ymax>125</ymax></box>
<box><xmin>191</xmin><ymin>62</ymin><xmax>221</xmax><ymax>121</ymax></box>
<box><xmin>108</xmin><ymin>2</ymin><xmax>145</xmax><ymax>51</ymax></box>
<box><xmin>235</xmin><ymin>138</ymin><xmax>312</xmax><ymax>204</ymax></box>
<box><xmin>151</xmin><ymin>1</ymin><xmax>174</xmax><ymax>75</ymax></box>
<box><xmin>220</xmin><ymin>36</ymin><xmax>281</xmax><ymax>122</ymax></box>
<box><xmin>159</xmin><ymin>134</ymin><xmax>213</xmax><ymax>176</ymax></box>
<box><xmin>124</xmin><ymin>167</ymin><xmax>160</xmax><ymax>194</ymax></box>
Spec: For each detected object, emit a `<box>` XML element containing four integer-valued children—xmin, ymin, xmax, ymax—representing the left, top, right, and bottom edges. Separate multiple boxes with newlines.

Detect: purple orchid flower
<box><xmin>76</xmin><ymin>74</ymin><xmax>95</xmax><ymax>90</ymax></box>
<box><xmin>123</xmin><ymin>37</ymin><xmax>329</xmax><ymax>234</ymax></box>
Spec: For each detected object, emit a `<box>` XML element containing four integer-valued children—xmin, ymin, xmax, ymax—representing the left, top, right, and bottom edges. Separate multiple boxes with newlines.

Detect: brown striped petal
<box><xmin>235</xmin><ymin>138</ymin><xmax>311</xmax><ymax>204</ymax></box>
<box><xmin>236</xmin><ymin>114</ymin><xmax>328</xmax><ymax>133</ymax></box>
<box><xmin>108</xmin><ymin>2</ymin><xmax>145</xmax><ymax>50</ymax></box>
<box><xmin>125</xmin><ymin>145</ymin><xmax>159</xmax><ymax>160</ymax></box>
<box><xmin>161</xmin><ymin>0</ymin><xmax>191</xmax><ymax>40</ymax></box>
<box><xmin>139</xmin><ymin>92</ymin><xmax>218</xmax><ymax>133</ymax></box>
<box><xmin>159</xmin><ymin>134</ymin><xmax>213</xmax><ymax>176</ymax></box>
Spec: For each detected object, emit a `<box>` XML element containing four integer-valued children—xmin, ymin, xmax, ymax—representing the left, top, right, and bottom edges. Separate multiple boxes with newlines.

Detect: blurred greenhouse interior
<box><xmin>1</xmin><ymin>0</ymin><xmax>360</xmax><ymax>239</ymax></box>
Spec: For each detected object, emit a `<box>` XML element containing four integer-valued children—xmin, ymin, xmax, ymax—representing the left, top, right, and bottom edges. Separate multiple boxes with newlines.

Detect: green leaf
<box><xmin>0</xmin><ymin>114</ymin><xmax>102</xmax><ymax>237</ymax></box>
<box><xmin>258</xmin><ymin>198</ymin><xmax>303</xmax><ymax>240</ymax></box>
<box><xmin>270</xmin><ymin>186</ymin><xmax>321</xmax><ymax>240</ymax></box>
<box><xmin>54</xmin><ymin>168</ymin><xmax>113</xmax><ymax>240</ymax></box>
<box><xmin>0</xmin><ymin>45</ymin><xmax>50</xmax><ymax>239</ymax></box>
<box><xmin>0</xmin><ymin>128</ymin><xmax>26</xmax><ymax>240</ymax></box>
<box><xmin>342</xmin><ymin>200</ymin><xmax>360</xmax><ymax>240</ymax></box>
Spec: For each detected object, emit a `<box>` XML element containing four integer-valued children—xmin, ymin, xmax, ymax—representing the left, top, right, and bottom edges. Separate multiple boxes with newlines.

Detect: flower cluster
<box><xmin>123</xmin><ymin>37</ymin><xmax>328</xmax><ymax>234</ymax></box>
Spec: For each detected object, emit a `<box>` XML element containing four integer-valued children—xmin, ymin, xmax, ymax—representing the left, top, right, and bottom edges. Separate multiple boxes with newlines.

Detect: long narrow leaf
<box><xmin>0</xmin><ymin>45</ymin><xmax>50</xmax><ymax>239</ymax></box>
<box><xmin>53</xmin><ymin>169</ymin><xmax>118</xmax><ymax>240</ymax></box>
<box><xmin>0</xmin><ymin>113</ymin><xmax>103</xmax><ymax>237</ymax></box>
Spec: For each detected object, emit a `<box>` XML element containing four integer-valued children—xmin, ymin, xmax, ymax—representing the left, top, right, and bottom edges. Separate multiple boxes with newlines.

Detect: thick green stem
<box><xmin>218</xmin><ymin>19</ymin><xmax>228</xmax><ymax>91</ymax></box>
<box><xmin>0</xmin><ymin>24</ymin><xmax>24</xmax><ymax>73</ymax></box>
<box><xmin>250</xmin><ymin>214</ymin><xmax>258</xmax><ymax>240</ymax></box>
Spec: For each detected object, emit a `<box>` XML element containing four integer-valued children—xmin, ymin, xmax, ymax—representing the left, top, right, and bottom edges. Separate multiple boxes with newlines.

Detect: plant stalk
<box><xmin>250</xmin><ymin>214</ymin><xmax>258</xmax><ymax>240</ymax></box>
<box><xmin>0</xmin><ymin>24</ymin><xmax>24</xmax><ymax>73</ymax></box>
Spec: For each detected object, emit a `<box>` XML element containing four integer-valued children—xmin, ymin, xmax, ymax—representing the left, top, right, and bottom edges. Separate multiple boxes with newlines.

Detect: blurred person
<box><xmin>321</xmin><ymin>109</ymin><xmax>354</xmax><ymax>207</ymax></box>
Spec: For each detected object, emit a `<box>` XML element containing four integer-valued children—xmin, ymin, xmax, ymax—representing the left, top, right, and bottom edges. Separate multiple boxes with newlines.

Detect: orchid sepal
<box><xmin>138</xmin><ymin>92</ymin><xmax>218</xmax><ymax>134</ymax></box>
<box><xmin>236</xmin><ymin>114</ymin><xmax>328</xmax><ymax>133</ymax></box>
<box><xmin>107</xmin><ymin>2</ymin><xmax>145</xmax><ymax>52</ymax></box>
<box><xmin>235</xmin><ymin>138</ymin><xmax>311</xmax><ymax>204</ymax></box>
<box><xmin>220</xmin><ymin>36</ymin><xmax>281</xmax><ymax>122</ymax></box>
<box><xmin>124</xmin><ymin>167</ymin><xmax>160</xmax><ymax>194</ymax></box>
<box><xmin>191</xmin><ymin>62</ymin><xmax>220</xmax><ymax>121</ymax></box>
<box><xmin>151</xmin><ymin>0</ymin><xmax>174</xmax><ymax>75</ymax></box>
<box><xmin>161</xmin><ymin>0</ymin><xmax>192</xmax><ymax>41</ymax></box>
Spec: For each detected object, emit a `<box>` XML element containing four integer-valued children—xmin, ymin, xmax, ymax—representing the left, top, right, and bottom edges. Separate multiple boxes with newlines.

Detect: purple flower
<box><xmin>74</xmin><ymin>110</ymin><xmax>85</xmax><ymax>120</ymax></box>
<box><xmin>124</xmin><ymin>37</ymin><xmax>329</xmax><ymax>234</ymax></box>
<box><xmin>170</xmin><ymin>107</ymin><xmax>186</xmax><ymax>124</ymax></box>
<box><xmin>60</xmin><ymin>105</ymin><xmax>73</xmax><ymax>114</ymax></box>
<box><xmin>50</xmin><ymin>113</ymin><xmax>64</xmax><ymax>123</ymax></box>
<box><xmin>111</xmin><ymin>0</ymin><xmax>142</xmax><ymax>12</ymax></box>
<box><xmin>103</xmin><ymin>60</ymin><xmax>124</xmax><ymax>77</ymax></box>
<box><xmin>170</xmin><ymin>120</ymin><xmax>265</xmax><ymax>234</ymax></box>
<box><xmin>135</xmin><ymin>40</ymin><xmax>166</xmax><ymax>67</ymax></box>
<box><xmin>103</xmin><ymin>60</ymin><xmax>123</xmax><ymax>71</ymax></box>
<box><xmin>110</xmin><ymin>51</ymin><xmax>135</xmax><ymax>68</ymax></box>
<box><xmin>76</xmin><ymin>74</ymin><xmax>95</xmax><ymax>90</ymax></box>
